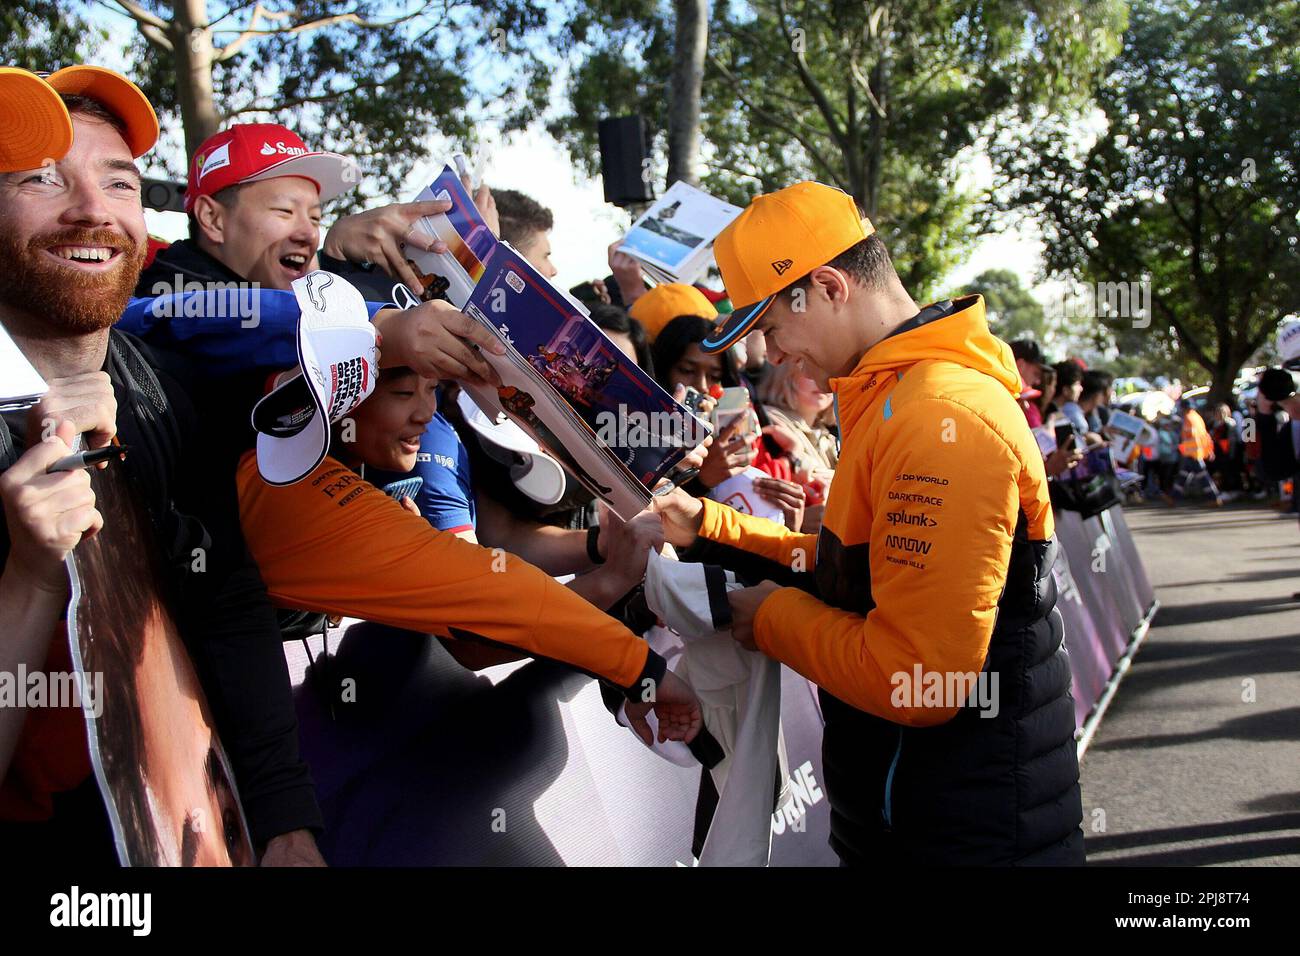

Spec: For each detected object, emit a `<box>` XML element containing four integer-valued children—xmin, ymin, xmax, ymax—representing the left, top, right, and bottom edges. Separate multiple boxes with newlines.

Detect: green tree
<box><xmin>4</xmin><ymin>1</ymin><xmax>558</xmax><ymax>207</ymax></box>
<box><xmin>552</xmin><ymin>0</ymin><xmax>1126</xmax><ymax>299</ymax></box>
<box><xmin>966</xmin><ymin>269</ymin><xmax>1047</xmax><ymax>342</ymax></box>
<box><xmin>993</xmin><ymin>0</ymin><xmax>1300</xmax><ymax>402</ymax></box>
<box><xmin>3</xmin><ymin>1</ymin><xmax>105</xmax><ymax>66</ymax></box>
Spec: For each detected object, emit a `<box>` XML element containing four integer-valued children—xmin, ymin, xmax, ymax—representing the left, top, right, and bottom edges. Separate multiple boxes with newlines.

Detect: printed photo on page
<box><xmin>66</xmin><ymin>462</ymin><xmax>255</xmax><ymax>867</ymax></box>
<box><xmin>620</xmin><ymin>181</ymin><xmax>742</xmax><ymax>277</ymax></box>
<box><xmin>463</xmin><ymin>243</ymin><xmax>710</xmax><ymax>518</ymax></box>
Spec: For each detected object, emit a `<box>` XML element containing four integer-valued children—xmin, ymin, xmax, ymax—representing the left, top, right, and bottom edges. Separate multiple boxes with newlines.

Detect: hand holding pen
<box><xmin>45</xmin><ymin>444</ymin><xmax>128</xmax><ymax>474</ymax></box>
<box><xmin>0</xmin><ymin>422</ymin><xmax>106</xmax><ymax>590</ymax></box>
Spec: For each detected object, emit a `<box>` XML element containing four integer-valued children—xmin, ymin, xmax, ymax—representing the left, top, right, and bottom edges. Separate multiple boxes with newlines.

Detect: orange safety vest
<box><xmin>1178</xmin><ymin>410</ymin><xmax>1214</xmax><ymax>461</ymax></box>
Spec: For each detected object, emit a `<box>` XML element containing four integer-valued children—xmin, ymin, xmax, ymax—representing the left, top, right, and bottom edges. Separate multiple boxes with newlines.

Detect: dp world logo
<box><xmin>772</xmin><ymin>258</ymin><xmax>793</xmax><ymax>275</ymax></box>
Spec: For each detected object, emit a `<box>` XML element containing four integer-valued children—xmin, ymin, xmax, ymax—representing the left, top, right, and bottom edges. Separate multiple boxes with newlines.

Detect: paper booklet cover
<box><xmin>0</xmin><ymin>321</ymin><xmax>48</xmax><ymax>411</ymax></box>
<box><xmin>619</xmin><ymin>181</ymin><xmax>742</xmax><ymax>286</ymax></box>
<box><xmin>401</xmin><ymin>165</ymin><xmax>711</xmax><ymax>519</ymax></box>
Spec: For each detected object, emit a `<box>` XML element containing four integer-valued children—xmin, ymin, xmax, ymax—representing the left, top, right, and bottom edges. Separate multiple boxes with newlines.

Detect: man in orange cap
<box><xmin>654</xmin><ymin>181</ymin><xmax>1084</xmax><ymax>865</ymax></box>
<box><xmin>0</xmin><ymin>66</ymin><xmax>325</xmax><ymax>865</ymax></box>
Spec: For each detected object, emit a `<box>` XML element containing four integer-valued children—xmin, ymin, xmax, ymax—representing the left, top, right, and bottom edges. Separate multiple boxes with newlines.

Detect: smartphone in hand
<box><xmin>712</xmin><ymin>386</ymin><xmax>753</xmax><ymax>436</ymax></box>
<box><xmin>1054</xmin><ymin>423</ymin><xmax>1076</xmax><ymax>452</ymax></box>
<box><xmin>382</xmin><ymin>476</ymin><xmax>424</xmax><ymax>501</ymax></box>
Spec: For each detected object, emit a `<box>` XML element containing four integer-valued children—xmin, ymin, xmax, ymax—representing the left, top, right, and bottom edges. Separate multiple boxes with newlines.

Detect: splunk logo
<box><xmin>884</xmin><ymin>510</ymin><xmax>937</xmax><ymax>529</ymax></box>
<box><xmin>50</xmin><ymin>886</ymin><xmax>151</xmax><ymax>936</ymax></box>
<box><xmin>891</xmin><ymin>665</ymin><xmax>1000</xmax><ymax>718</ymax></box>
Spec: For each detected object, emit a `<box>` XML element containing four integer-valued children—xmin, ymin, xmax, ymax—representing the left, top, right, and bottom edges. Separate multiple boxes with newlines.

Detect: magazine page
<box><xmin>1105</xmin><ymin>409</ymin><xmax>1155</xmax><ymax>463</ymax></box>
<box><xmin>0</xmin><ymin>321</ymin><xmax>48</xmax><ymax>411</ymax></box>
<box><xmin>619</xmin><ymin>181</ymin><xmax>742</xmax><ymax>283</ymax></box>
<box><xmin>461</xmin><ymin>243</ymin><xmax>710</xmax><ymax>519</ymax></box>
<box><xmin>66</xmin><ymin>458</ymin><xmax>255</xmax><ymax>866</ymax></box>
<box><xmin>404</xmin><ymin>166</ymin><xmax>497</xmax><ymax>307</ymax></box>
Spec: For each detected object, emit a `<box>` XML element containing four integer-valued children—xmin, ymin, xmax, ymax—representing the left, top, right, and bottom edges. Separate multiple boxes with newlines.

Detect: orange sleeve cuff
<box><xmin>698</xmin><ymin>497</ymin><xmax>817</xmax><ymax>571</ymax></box>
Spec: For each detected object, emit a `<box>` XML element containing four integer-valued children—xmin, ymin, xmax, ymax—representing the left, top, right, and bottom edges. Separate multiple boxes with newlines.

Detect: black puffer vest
<box><xmin>816</xmin><ymin>517</ymin><xmax>1084</xmax><ymax>865</ymax></box>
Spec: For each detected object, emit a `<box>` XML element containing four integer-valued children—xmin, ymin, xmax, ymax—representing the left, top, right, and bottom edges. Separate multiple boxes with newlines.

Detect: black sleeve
<box><xmin>1254</xmin><ymin>412</ymin><xmax>1297</xmax><ymax>482</ymax></box>
<box><xmin>153</xmin><ymin>356</ymin><xmax>324</xmax><ymax>846</ymax></box>
<box><xmin>677</xmin><ymin>535</ymin><xmax>819</xmax><ymax>593</ymax></box>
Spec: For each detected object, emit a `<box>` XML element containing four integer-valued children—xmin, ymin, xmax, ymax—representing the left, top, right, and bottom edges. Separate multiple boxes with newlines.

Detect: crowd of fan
<box><xmin>0</xmin><ymin>67</ymin><xmax>839</xmax><ymax>865</ymax></box>
<box><xmin>14</xmin><ymin>61</ymin><xmax>1294</xmax><ymax>869</ymax></box>
<box><xmin>1007</xmin><ymin>339</ymin><xmax>1284</xmax><ymax>510</ymax></box>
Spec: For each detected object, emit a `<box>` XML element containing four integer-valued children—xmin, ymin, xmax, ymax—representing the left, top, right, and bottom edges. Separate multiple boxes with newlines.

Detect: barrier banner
<box><xmin>1052</xmin><ymin>555</ymin><xmax>1113</xmax><ymax>728</ymax></box>
<box><xmin>295</xmin><ymin>624</ymin><xmax>836</xmax><ymax>866</ymax></box>
<box><xmin>1098</xmin><ymin>506</ymin><xmax>1156</xmax><ymax>628</ymax></box>
<box><xmin>1055</xmin><ymin>509</ymin><xmax>1132</xmax><ymax>663</ymax></box>
<box><xmin>1051</xmin><ymin>504</ymin><xmax>1157</xmax><ymax>729</ymax></box>
<box><xmin>293</xmin><ymin>505</ymin><xmax>1154</xmax><ymax>865</ymax></box>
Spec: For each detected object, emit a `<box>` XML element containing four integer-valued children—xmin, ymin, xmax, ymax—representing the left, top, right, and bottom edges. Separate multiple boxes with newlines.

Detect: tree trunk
<box><xmin>170</xmin><ymin>0</ymin><xmax>220</xmax><ymax>157</ymax></box>
<box><xmin>667</xmin><ymin>0</ymin><xmax>708</xmax><ymax>187</ymax></box>
<box><xmin>1209</xmin><ymin>345</ymin><xmax>1243</xmax><ymax>406</ymax></box>
<box><xmin>863</xmin><ymin>40</ymin><xmax>888</xmax><ymax>215</ymax></box>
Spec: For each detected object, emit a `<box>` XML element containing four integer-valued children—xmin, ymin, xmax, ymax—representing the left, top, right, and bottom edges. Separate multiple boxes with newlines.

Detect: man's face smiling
<box><xmin>0</xmin><ymin>114</ymin><xmax>147</xmax><ymax>334</ymax></box>
<box><xmin>202</xmin><ymin>176</ymin><xmax>322</xmax><ymax>290</ymax></box>
<box><xmin>752</xmin><ymin>269</ymin><xmax>851</xmax><ymax>392</ymax></box>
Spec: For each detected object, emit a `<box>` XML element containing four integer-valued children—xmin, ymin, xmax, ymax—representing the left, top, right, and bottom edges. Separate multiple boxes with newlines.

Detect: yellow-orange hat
<box><xmin>702</xmin><ymin>181</ymin><xmax>874</xmax><ymax>354</ymax></box>
<box><xmin>628</xmin><ymin>282</ymin><xmax>719</xmax><ymax>342</ymax></box>
<box><xmin>0</xmin><ymin>65</ymin><xmax>158</xmax><ymax>172</ymax></box>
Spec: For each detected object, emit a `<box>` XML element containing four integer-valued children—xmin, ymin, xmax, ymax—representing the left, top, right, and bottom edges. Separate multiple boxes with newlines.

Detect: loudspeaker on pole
<box><xmin>598</xmin><ymin>116</ymin><xmax>654</xmax><ymax>207</ymax></box>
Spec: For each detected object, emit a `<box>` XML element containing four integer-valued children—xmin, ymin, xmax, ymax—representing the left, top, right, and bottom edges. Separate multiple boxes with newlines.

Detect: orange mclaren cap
<box><xmin>628</xmin><ymin>282</ymin><xmax>719</xmax><ymax>342</ymax></box>
<box><xmin>0</xmin><ymin>65</ymin><xmax>158</xmax><ymax>172</ymax></box>
<box><xmin>702</xmin><ymin>181</ymin><xmax>874</xmax><ymax>354</ymax></box>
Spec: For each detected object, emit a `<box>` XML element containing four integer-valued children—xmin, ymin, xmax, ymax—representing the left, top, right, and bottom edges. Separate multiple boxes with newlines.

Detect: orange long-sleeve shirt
<box><xmin>236</xmin><ymin>452</ymin><xmax>660</xmax><ymax>691</ymax></box>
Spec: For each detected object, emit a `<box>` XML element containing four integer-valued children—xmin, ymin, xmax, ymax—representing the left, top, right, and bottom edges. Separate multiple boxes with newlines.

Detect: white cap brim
<box><xmin>510</xmin><ymin>453</ymin><xmax>568</xmax><ymax>506</ymax></box>
<box><xmin>243</xmin><ymin>150</ymin><xmax>359</xmax><ymax>202</ymax></box>
<box><xmin>456</xmin><ymin>389</ymin><xmax>542</xmax><ymax>455</ymax></box>
<box><xmin>457</xmin><ymin>390</ymin><xmax>570</xmax><ymax>504</ymax></box>
<box><xmin>255</xmin><ymin>406</ymin><xmax>328</xmax><ymax>486</ymax></box>
<box><xmin>252</xmin><ymin>271</ymin><xmax>376</xmax><ymax>485</ymax></box>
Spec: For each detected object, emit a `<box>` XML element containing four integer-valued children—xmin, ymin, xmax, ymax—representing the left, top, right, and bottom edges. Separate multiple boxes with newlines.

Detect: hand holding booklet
<box><xmin>401</xmin><ymin>166</ymin><xmax>712</xmax><ymax>519</ymax></box>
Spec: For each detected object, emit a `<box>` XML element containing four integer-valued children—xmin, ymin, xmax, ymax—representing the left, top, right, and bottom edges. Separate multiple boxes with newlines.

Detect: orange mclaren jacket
<box><xmin>696</xmin><ymin>295</ymin><xmax>1054</xmax><ymax>726</ymax></box>
<box><xmin>235</xmin><ymin>452</ymin><xmax>664</xmax><ymax>695</ymax></box>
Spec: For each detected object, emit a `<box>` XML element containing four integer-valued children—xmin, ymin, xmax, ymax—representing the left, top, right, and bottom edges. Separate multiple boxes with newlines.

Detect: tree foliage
<box><xmin>553</xmin><ymin>0</ymin><xmax>1126</xmax><ymax>298</ymax></box>
<box><xmin>966</xmin><ymin>268</ymin><xmax>1047</xmax><ymax>342</ymax></box>
<box><xmin>3</xmin><ymin>1</ymin><xmax>561</xmax><ymax>209</ymax></box>
<box><xmin>993</xmin><ymin>0</ymin><xmax>1300</xmax><ymax>400</ymax></box>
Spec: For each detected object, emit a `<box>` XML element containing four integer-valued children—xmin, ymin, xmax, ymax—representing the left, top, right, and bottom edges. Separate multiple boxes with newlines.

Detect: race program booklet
<box><xmin>403</xmin><ymin>166</ymin><xmax>711</xmax><ymax>519</ymax></box>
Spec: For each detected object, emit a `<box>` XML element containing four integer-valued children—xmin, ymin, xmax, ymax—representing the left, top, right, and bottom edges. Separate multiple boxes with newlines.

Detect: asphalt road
<box><xmin>1080</xmin><ymin>501</ymin><xmax>1300</xmax><ymax>866</ymax></box>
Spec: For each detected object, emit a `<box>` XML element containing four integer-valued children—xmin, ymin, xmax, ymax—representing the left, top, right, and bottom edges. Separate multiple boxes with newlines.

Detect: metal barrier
<box><xmin>1051</xmin><ymin>505</ymin><xmax>1159</xmax><ymax>759</ymax></box>
<box><xmin>294</xmin><ymin>504</ymin><xmax>1155</xmax><ymax>864</ymax></box>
